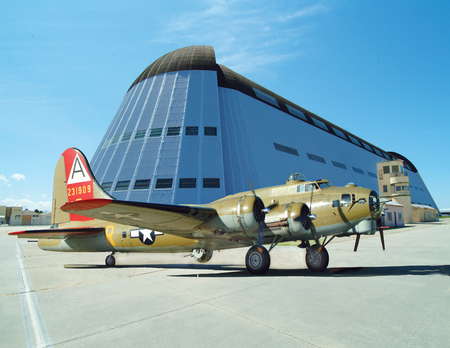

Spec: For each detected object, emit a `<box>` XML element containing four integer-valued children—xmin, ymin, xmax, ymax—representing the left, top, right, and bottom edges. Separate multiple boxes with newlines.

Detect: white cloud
<box><xmin>11</xmin><ymin>173</ymin><xmax>26</xmax><ymax>181</ymax></box>
<box><xmin>162</xmin><ymin>0</ymin><xmax>330</xmax><ymax>75</ymax></box>
<box><xmin>1</xmin><ymin>198</ymin><xmax>52</xmax><ymax>212</ymax></box>
<box><xmin>0</xmin><ymin>174</ymin><xmax>10</xmax><ymax>186</ymax></box>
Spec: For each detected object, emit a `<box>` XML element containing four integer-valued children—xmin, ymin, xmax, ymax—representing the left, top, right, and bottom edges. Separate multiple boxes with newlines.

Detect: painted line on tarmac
<box><xmin>15</xmin><ymin>242</ymin><xmax>53</xmax><ymax>348</ymax></box>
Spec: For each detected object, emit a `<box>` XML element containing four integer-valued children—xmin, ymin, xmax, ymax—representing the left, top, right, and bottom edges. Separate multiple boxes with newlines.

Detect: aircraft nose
<box><xmin>369</xmin><ymin>190</ymin><xmax>382</xmax><ymax>220</ymax></box>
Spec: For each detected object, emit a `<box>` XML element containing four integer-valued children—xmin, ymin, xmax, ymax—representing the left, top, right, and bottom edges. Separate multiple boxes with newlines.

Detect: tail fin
<box><xmin>52</xmin><ymin>148</ymin><xmax>113</xmax><ymax>225</ymax></box>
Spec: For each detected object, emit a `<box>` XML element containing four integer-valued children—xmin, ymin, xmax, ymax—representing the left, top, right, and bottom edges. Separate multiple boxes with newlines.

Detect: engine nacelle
<box><xmin>208</xmin><ymin>195</ymin><xmax>263</xmax><ymax>232</ymax></box>
<box><xmin>265</xmin><ymin>202</ymin><xmax>310</xmax><ymax>238</ymax></box>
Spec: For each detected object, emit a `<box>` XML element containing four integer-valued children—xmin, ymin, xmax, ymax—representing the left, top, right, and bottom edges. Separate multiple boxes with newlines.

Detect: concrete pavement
<box><xmin>1</xmin><ymin>220</ymin><xmax>449</xmax><ymax>347</ymax></box>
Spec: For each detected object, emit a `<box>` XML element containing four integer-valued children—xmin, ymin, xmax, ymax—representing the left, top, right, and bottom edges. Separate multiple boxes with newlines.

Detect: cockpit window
<box><xmin>297</xmin><ymin>183</ymin><xmax>320</xmax><ymax>193</ymax></box>
<box><xmin>317</xmin><ymin>182</ymin><xmax>331</xmax><ymax>189</ymax></box>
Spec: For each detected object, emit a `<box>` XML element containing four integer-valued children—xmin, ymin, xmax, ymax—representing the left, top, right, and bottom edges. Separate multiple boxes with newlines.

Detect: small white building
<box><xmin>382</xmin><ymin>201</ymin><xmax>405</xmax><ymax>228</ymax></box>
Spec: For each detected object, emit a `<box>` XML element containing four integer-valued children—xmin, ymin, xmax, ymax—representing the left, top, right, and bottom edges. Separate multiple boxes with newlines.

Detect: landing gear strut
<box><xmin>305</xmin><ymin>244</ymin><xmax>329</xmax><ymax>272</ymax></box>
<box><xmin>245</xmin><ymin>245</ymin><xmax>271</xmax><ymax>275</ymax></box>
<box><xmin>105</xmin><ymin>253</ymin><xmax>116</xmax><ymax>267</ymax></box>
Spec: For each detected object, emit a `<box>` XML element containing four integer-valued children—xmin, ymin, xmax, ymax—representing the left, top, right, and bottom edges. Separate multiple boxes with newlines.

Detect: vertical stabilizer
<box><xmin>51</xmin><ymin>148</ymin><xmax>113</xmax><ymax>225</ymax></box>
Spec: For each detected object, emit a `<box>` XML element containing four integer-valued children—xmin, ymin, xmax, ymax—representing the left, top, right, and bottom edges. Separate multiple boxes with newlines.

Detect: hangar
<box><xmin>89</xmin><ymin>45</ymin><xmax>437</xmax><ymax>209</ymax></box>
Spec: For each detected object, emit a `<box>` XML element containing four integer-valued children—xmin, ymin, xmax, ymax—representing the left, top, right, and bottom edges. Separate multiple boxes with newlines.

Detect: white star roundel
<box><xmin>130</xmin><ymin>229</ymin><xmax>164</xmax><ymax>245</ymax></box>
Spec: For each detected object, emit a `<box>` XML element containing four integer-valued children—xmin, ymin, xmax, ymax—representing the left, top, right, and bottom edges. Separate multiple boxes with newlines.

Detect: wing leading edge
<box><xmin>61</xmin><ymin>199</ymin><xmax>218</xmax><ymax>237</ymax></box>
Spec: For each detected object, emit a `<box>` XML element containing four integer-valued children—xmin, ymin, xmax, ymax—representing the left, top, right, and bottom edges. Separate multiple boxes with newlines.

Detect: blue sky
<box><xmin>1</xmin><ymin>0</ymin><xmax>449</xmax><ymax>211</ymax></box>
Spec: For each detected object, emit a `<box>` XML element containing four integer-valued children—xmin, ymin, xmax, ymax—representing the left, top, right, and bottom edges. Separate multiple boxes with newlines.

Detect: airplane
<box><xmin>10</xmin><ymin>147</ymin><xmax>385</xmax><ymax>275</ymax></box>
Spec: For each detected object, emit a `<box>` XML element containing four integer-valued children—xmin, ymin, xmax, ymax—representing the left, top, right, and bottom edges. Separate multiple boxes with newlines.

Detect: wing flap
<box><xmin>61</xmin><ymin>199</ymin><xmax>218</xmax><ymax>237</ymax></box>
<box><xmin>8</xmin><ymin>227</ymin><xmax>105</xmax><ymax>239</ymax></box>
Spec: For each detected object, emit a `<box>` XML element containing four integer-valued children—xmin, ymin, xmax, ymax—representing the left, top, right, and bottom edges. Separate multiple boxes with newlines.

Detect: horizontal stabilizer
<box><xmin>8</xmin><ymin>227</ymin><xmax>105</xmax><ymax>239</ymax></box>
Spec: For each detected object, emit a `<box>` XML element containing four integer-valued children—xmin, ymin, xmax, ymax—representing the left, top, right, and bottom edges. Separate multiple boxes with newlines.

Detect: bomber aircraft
<box><xmin>10</xmin><ymin>148</ymin><xmax>385</xmax><ymax>275</ymax></box>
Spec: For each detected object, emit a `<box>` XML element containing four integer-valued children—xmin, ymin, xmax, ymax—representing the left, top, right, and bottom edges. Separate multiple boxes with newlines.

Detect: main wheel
<box><xmin>305</xmin><ymin>244</ymin><xmax>329</xmax><ymax>272</ymax></box>
<box><xmin>245</xmin><ymin>246</ymin><xmax>270</xmax><ymax>275</ymax></box>
<box><xmin>105</xmin><ymin>254</ymin><xmax>116</xmax><ymax>267</ymax></box>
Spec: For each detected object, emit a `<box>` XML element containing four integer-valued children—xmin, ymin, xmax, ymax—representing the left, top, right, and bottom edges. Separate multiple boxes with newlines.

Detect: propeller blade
<box><xmin>248</xmin><ymin>179</ymin><xmax>267</xmax><ymax>253</ymax></box>
<box><xmin>379</xmin><ymin>227</ymin><xmax>385</xmax><ymax>251</ymax></box>
<box><xmin>354</xmin><ymin>234</ymin><xmax>361</xmax><ymax>252</ymax></box>
<box><xmin>377</xmin><ymin>219</ymin><xmax>385</xmax><ymax>250</ymax></box>
<box><xmin>257</xmin><ymin>219</ymin><xmax>264</xmax><ymax>252</ymax></box>
<box><xmin>248</xmin><ymin>179</ymin><xmax>256</xmax><ymax>197</ymax></box>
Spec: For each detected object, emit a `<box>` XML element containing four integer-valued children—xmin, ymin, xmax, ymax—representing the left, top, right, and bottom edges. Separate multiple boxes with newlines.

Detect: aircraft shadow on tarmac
<box><xmin>64</xmin><ymin>264</ymin><xmax>450</xmax><ymax>278</ymax></box>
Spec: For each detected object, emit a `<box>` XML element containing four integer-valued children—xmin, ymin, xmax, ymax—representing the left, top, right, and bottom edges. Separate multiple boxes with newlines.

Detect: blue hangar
<box><xmin>90</xmin><ymin>45</ymin><xmax>437</xmax><ymax>209</ymax></box>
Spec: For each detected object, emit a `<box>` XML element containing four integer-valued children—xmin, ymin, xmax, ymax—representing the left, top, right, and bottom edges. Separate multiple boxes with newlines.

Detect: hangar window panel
<box><xmin>311</xmin><ymin>118</ymin><xmax>329</xmax><ymax>131</ymax></box>
<box><xmin>135</xmin><ymin>130</ymin><xmax>147</xmax><ymax>140</ymax></box>
<box><xmin>134</xmin><ymin>179</ymin><xmax>150</xmax><ymax>190</ymax></box>
<box><xmin>102</xmin><ymin>182</ymin><xmax>112</xmax><ymax>191</ymax></box>
<box><xmin>373</xmin><ymin>148</ymin><xmax>383</xmax><ymax>157</ymax></box>
<box><xmin>149</xmin><ymin>128</ymin><xmax>163</xmax><ymax>137</ymax></box>
<box><xmin>185</xmin><ymin>126</ymin><xmax>198</xmax><ymax>136</ymax></box>
<box><xmin>252</xmin><ymin>87</ymin><xmax>279</xmax><ymax>107</ymax></box>
<box><xmin>204</xmin><ymin>127</ymin><xmax>217</xmax><ymax>136</ymax></box>
<box><xmin>332</xmin><ymin>160</ymin><xmax>347</xmax><ymax>170</ymax></box>
<box><xmin>362</xmin><ymin>143</ymin><xmax>374</xmax><ymax>152</ymax></box>
<box><xmin>274</xmin><ymin>143</ymin><xmax>299</xmax><ymax>156</ymax></box>
<box><xmin>286</xmin><ymin>105</ymin><xmax>307</xmax><ymax>121</ymax></box>
<box><xmin>368</xmin><ymin>172</ymin><xmax>378</xmax><ymax>178</ymax></box>
<box><xmin>349</xmin><ymin>136</ymin><xmax>361</xmax><ymax>147</ymax></box>
<box><xmin>352</xmin><ymin>167</ymin><xmax>365</xmax><ymax>175</ymax></box>
<box><xmin>115</xmin><ymin>181</ymin><xmax>130</xmax><ymax>191</ymax></box>
<box><xmin>179</xmin><ymin>178</ymin><xmax>196</xmax><ymax>188</ymax></box>
<box><xmin>332</xmin><ymin>127</ymin><xmax>347</xmax><ymax>140</ymax></box>
<box><xmin>122</xmin><ymin>132</ymin><xmax>132</xmax><ymax>142</ymax></box>
<box><xmin>307</xmin><ymin>153</ymin><xmax>326</xmax><ymax>164</ymax></box>
<box><xmin>203</xmin><ymin>178</ymin><xmax>220</xmax><ymax>188</ymax></box>
<box><xmin>167</xmin><ymin>127</ymin><xmax>181</xmax><ymax>136</ymax></box>
<box><xmin>155</xmin><ymin>178</ymin><xmax>173</xmax><ymax>189</ymax></box>
<box><xmin>111</xmin><ymin>135</ymin><xmax>120</xmax><ymax>145</ymax></box>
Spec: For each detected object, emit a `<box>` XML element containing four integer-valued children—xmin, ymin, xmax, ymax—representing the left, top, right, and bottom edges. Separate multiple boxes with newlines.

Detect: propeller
<box><xmin>249</xmin><ymin>180</ymin><xmax>270</xmax><ymax>252</ymax></box>
<box><xmin>353</xmin><ymin>219</ymin><xmax>385</xmax><ymax>252</ymax></box>
<box><xmin>354</xmin><ymin>191</ymin><xmax>387</xmax><ymax>252</ymax></box>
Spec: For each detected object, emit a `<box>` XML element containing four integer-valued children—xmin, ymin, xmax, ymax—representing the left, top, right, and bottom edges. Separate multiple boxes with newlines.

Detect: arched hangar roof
<box><xmin>129</xmin><ymin>45</ymin><xmax>417</xmax><ymax>173</ymax></box>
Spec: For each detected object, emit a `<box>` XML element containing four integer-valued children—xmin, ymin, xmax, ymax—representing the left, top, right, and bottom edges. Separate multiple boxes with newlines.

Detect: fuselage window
<box><xmin>341</xmin><ymin>194</ymin><xmax>351</xmax><ymax>207</ymax></box>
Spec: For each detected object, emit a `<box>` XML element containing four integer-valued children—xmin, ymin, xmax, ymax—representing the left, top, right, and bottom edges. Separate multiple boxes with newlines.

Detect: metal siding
<box><xmin>90</xmin><ymin>64</ymin><xmax>436</xmax><ymax>208</ymax></box>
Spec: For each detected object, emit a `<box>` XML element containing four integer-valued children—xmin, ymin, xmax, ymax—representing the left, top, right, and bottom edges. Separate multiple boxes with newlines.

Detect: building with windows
<box><xmin>90</xmin><ymin>45</ymin><xmax>438</xmax><ymax>209</ymax></box>
<box><xmin>382</xmin><ymin>201</ymin><xmax>405</xmax><ymax>228</ymax></box>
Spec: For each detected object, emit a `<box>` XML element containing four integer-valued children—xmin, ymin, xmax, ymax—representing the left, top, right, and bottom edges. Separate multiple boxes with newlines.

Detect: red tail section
<box><xmin>63</xmin><ymin>148</ymin><xmax>95</xmax><ymax>221</ymax></box>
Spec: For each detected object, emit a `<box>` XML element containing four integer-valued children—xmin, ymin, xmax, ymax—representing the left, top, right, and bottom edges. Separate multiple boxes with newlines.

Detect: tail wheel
<box><xmin>105</xmin><ymin>254</ymin><xmax>116</xmax><ymax>267</ymax></box>
<box><xmin>305</xmin><ymin>244</ymin><xmax>329</xmax><ymax>272</ymax></box>
<box><xmin>245</xmin><ymin>245</ymin><xmax>270</xmax><ymax>275</ymax></box>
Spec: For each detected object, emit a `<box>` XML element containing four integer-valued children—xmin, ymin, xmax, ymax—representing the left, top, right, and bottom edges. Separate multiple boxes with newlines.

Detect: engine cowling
<box><xmin>208</xmin><ymin>195</ymin><xmax>264</xmax><ymax>233</ymax></box>
<box><xmin>265</xmin><ymin>202</ymin><xmax>311</xmax><ymax>238</ymax></box>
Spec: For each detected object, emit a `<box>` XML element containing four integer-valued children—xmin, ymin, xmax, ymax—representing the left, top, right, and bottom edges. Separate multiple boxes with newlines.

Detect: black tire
<box><xmin>305</xmin><ymin>244</ymin><xmax>329</xmax><ymax>272</ymax></box>
<box><xmin>105</xmin><ymin>254</ymin><xmax>116</xmax><ymax>267</ymax></box>
<box><xmin>245</xmin><ymin>245</ymin><xmax>270</xmax><ymax>275</ymax></box>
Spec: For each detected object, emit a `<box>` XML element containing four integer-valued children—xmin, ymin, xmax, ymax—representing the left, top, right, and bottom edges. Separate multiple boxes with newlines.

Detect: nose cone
<box><xmin>369</xmin><ymin>190</ymin><xmax>384</xmax><ymax>220</ymax></box>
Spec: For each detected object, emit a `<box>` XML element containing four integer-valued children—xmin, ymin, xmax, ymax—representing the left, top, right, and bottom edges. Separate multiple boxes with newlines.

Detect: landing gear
<box><xmin>105</xmin><ymin>253</ymin><xmax>116</xmax><ymax>267</ymax></box>
<box><xmin>305</xmin><ymin>244</ymin><xmax>329</xmax><ymax>272</ymax></box>
<box><xmin>245</xmin><ymin>245</ymin><xmax>271</xmax><ymax>275</ymax></box>
<box><xmin>192</xmin><ymin>248</ymin><xmax>213</xmax><ymax>263</ymax></box>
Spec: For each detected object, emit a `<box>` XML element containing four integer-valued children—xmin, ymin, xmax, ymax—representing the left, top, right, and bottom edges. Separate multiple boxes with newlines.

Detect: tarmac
<box><xmin>1</xmin><ymin>219</ymin><xmax>449</xmax><ymax>348</ymax></box>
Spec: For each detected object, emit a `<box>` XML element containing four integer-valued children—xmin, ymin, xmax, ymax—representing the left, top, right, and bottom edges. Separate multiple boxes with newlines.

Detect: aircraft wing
<box><xmin>9</xmin><ymin>227</ymin><xmax>105</xmax><ymax>239</ymax></box>
<box><xmin>61</xmin><ymin>199</ymin><xmax>218</xmax><ymax>237</ymax></box>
